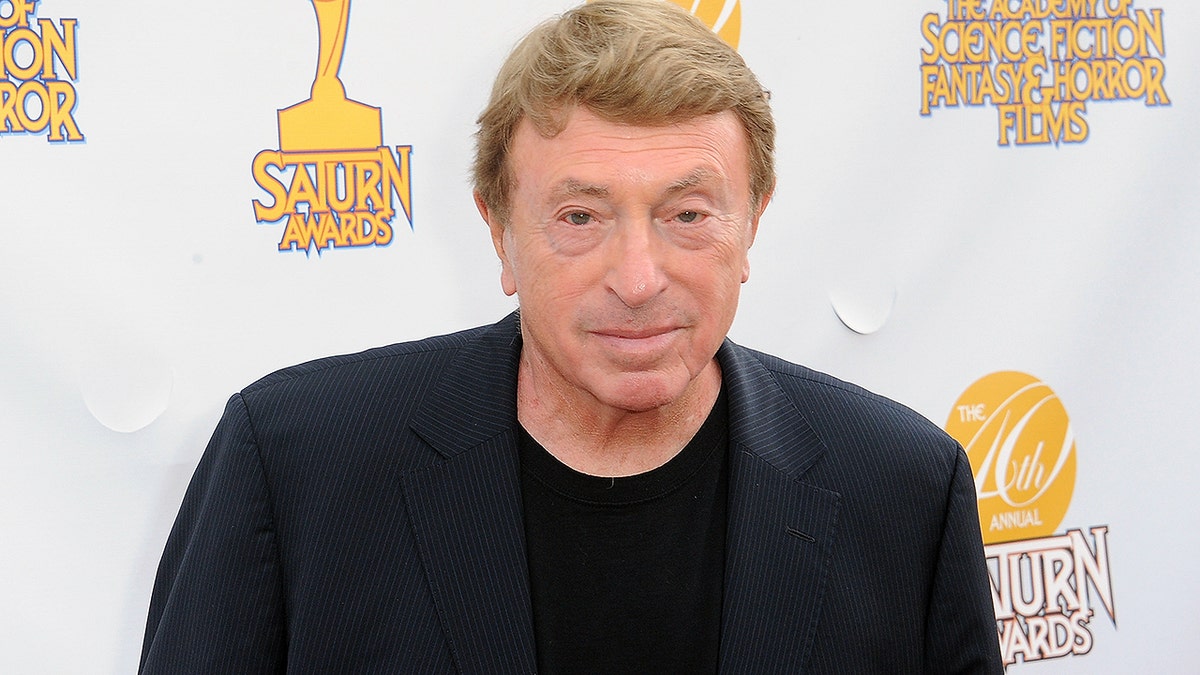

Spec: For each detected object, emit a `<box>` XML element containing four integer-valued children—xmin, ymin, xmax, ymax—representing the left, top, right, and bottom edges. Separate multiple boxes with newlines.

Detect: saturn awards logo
<box><xmin>0</xmin><ymin>0</ymin><xmax>83</xmax><ymax>142</ymax></box>
<box><xmin>946</xmin><ymin>372</ymin><xmax>1116</xmax><ymax>668</ymax></box>
<box><xmin>251</xmin><ymin>0</ymin><xmax>413</xmax><ymax>255</ymax></box>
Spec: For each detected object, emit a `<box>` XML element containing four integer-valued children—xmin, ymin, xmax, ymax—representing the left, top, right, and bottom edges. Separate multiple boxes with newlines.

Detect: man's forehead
<box><xmin>517</xmin><ymin>106</ymin><xmax>743</xmax><ymax>146</ymax></box>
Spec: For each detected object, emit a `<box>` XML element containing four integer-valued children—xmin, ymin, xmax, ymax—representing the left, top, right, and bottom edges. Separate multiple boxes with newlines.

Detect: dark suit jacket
<box><xmin>141</xmin><ymin>312</ymin><xmax>1002</xmax><ymax>673</ymax></box>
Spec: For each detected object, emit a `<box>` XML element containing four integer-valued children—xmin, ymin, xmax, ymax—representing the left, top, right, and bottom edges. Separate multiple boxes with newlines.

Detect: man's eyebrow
<box><xmin>547</xmin><ymin>170</ymin><xmax>718</xmax><ymax>202</ymax></box>
<box><xmin>664</xmin><ymin>169</ymin><xmax>716</xmax><ymax>196</ymax></box>
<box><xmin>551</xmin><ymin>179</ymin><xmax>610</xmax><ymax>199</ymax></box>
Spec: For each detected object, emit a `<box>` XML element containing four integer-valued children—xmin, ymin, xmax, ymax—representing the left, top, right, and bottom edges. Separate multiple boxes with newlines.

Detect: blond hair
<box><xmin>473</xmin><ymin>0</ymin><xmax>775</xmax><ymax>223</ymax></box>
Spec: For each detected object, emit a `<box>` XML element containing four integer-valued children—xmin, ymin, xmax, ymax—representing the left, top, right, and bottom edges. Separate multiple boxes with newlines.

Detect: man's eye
<box><xmin>566</xmin><ymin>212</ymin><xmax>592</xmax><ymax>226</ymax></box>
<box><xmin>676</xmin><ymin>211</ymin><xmax>700</xmax><ymax>223</ymax></box>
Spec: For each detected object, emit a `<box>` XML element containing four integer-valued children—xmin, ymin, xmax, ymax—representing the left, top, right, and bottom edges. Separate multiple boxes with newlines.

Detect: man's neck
<box><xmin>516</xmin><ymin>360</ymin><xmax>722</xmax><ymax>477</ymax></box>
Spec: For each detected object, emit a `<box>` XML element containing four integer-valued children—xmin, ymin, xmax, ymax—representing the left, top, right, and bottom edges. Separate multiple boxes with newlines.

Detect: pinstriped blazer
<box><xmin>140</xmin><ymin>312</ymin><xmax>1002</xmax><ymax>674</ymax></box>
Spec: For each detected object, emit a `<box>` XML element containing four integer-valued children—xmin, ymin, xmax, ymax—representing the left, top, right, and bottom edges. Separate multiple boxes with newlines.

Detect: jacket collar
<box><xmin>403</xmin><ymin>314</ymin><xmax>840</xmax><ymax>672</ymax></box>
<box><xmin>408</xmin><ymin>312</ymin><xmax>523</xmax><ymax>459</ymax></box>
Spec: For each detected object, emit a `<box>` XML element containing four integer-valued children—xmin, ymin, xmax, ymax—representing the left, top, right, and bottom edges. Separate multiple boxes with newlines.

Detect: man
<box><xmin>141</xmin><ymin>1</ymin><xmax>1002</xmax><ymax>672</ymax></box>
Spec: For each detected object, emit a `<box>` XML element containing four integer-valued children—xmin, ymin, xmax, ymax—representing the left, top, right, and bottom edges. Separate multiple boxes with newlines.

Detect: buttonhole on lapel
<box><xmin>786</xmin><ymin>527</ymin><xmax>815</xmax><ymax>543</ymax></box>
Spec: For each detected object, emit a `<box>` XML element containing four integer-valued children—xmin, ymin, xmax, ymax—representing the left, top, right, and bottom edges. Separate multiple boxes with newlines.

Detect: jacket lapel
<box><xmin>717</xmin><ymin>342</ymin><xmax>841</xmax><ymax>672</ymax></box>
<box><xmin>400</xmin><ymin>314</ymin><xmax>537</xmax><ymax>674</ymax></box>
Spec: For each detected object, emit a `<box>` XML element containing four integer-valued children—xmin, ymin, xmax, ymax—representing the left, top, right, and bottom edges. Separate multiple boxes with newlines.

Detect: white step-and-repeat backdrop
<box><xmin>2</xmin><ymin>0</ymin><xmax>1196</xmax><ymax>671</ymax></box>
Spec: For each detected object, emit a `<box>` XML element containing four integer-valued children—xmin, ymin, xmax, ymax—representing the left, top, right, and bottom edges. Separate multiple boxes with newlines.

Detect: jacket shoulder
<box><xmin>727</xmin><ymin>343</ymin><xmax>962</xmax><ymax>480</ymax></box>
<box><xmin>741</xmin><ymin>345</ymin><xmax>945</xmax><ymax>430</ymax></box>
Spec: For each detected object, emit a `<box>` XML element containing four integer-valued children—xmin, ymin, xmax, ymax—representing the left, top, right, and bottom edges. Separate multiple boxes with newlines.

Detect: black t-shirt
<box><xmin>518</xmin><ymin>389</ymin><xmax>729</xmax><ymax>674</ymax></box>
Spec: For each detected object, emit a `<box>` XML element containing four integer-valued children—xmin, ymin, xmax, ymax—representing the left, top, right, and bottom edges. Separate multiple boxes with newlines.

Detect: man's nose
<box><xmin>605</xmin><ymin>218</ymin><xmax>668</xmax><ymax>308</ymax></box>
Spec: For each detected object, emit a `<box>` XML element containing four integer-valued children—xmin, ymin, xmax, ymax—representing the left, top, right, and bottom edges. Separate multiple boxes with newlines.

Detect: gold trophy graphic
<box><xmin>278</xmin><ymin>0</ymin><xmax>382</xmax><ymax>152</ymax></box>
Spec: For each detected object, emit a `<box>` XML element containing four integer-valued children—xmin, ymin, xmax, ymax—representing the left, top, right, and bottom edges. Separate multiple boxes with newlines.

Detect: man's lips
<box><xmin>587</xmin><ymin>325</ymin><xmax>685</xmax><ymax>359</ymax></box>
<box><xmin>592</xmin><ymin>325</ymin><xmax>679</xmax><ymax>340</ymax></box>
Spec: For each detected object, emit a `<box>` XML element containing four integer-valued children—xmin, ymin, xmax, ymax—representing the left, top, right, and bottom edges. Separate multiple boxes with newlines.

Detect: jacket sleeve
<box><xmin>140</xmin><ymin>394</ymin><xmax>287</xmax><ymax>674</ymax></box>
<box><xmin>924</xmin><ymin>447</ymin><xmax>1005</xmax><ymax>674</ymax></box>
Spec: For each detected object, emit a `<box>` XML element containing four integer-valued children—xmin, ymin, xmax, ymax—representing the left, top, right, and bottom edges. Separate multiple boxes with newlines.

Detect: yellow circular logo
<box><xmin>669</xmin><ymin>0</ymin><xmax>742</xmax><ymax>49</ymax></box>
<box><xmin>945</xmin><ymin>372</ymin><xmax>1077</xmax><ymax>545</ymax></box>
<box><xmin>588</xmin><ymin>0</ymin><xmax>743</xmax><ymax>49</ymax></box>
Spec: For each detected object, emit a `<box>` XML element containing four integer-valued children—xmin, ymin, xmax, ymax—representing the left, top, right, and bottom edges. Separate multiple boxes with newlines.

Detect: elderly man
<box><xmin>141</xmin><ymin>1</ymin><xmax>1002</xmax><ymax>672</ymax></box>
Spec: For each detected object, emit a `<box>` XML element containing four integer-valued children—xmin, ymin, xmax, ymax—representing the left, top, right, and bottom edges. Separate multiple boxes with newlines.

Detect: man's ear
<box><xmin>743</xmin><ymin>186</ymin><xmax>774</xmax><ymax>283</ymax></box>
<box><xmin>475</xmin><ymin>192</ymin><xmax>517</xmax><ymax>296</ymax></box>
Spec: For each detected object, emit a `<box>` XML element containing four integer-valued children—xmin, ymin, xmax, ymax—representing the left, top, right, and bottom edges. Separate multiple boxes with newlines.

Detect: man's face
<box><xmin>479</xmin><ymin>106</ymin><xmax>767</xmax><ymax>414</ymax></box>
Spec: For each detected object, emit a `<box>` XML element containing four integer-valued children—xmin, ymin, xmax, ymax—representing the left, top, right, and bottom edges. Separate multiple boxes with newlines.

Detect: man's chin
<box><xmin>592</xmin><ymin>373</ymin><xmax>693</xmax><ymax>414</ymax></box>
